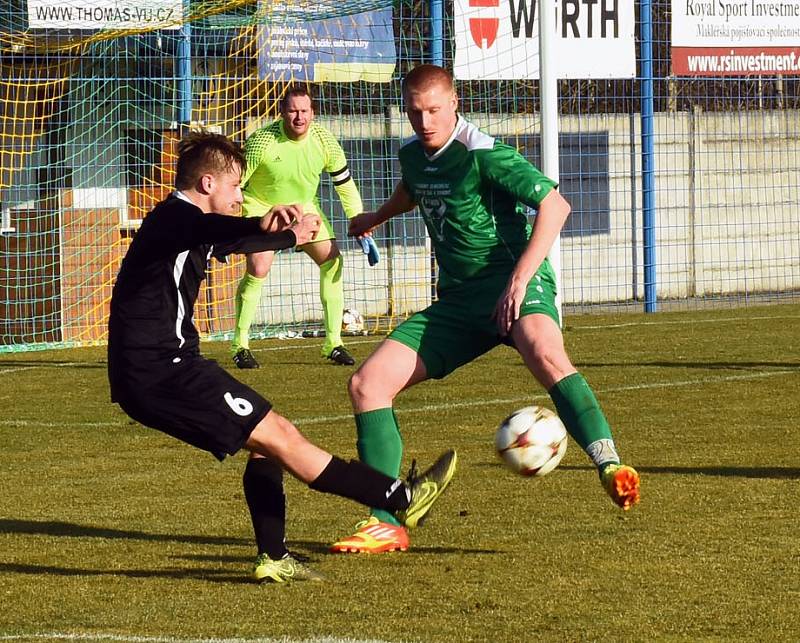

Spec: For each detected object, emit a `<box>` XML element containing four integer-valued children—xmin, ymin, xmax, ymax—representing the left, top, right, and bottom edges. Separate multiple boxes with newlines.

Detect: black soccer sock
<box><xmin>309</xmin><ymin>456</ymin><xmax>410</xmax><ymax>512</ymax></box>
<box><xmin>243</xmin><ymin>457</ymin><xmax>288</xmax><ymax>559</ymax></box>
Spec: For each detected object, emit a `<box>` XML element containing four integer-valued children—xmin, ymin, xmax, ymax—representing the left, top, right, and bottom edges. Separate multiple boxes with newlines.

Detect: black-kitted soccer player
<box><xmin>107</xmin><ymin>130</ymin><xmax>456</xmax><ymax>583</ymax></box>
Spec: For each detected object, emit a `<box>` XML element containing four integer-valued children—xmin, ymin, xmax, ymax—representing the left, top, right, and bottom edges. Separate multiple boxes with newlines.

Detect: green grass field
<box><xmin>2</xmin><ymin>304</ymin><xmax>799</xmax><ymax>642</ymax></box>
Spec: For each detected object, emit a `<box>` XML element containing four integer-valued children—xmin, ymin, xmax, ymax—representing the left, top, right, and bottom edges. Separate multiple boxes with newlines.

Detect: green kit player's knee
<box><xmin>319</xmin><ymin>256</ymin><xmax>344</xmax><ymax>354</ymax></box>
<box><xmin>232</xmin><ymin>273</ymin><xmax>266</xmax><ymax>353</ymax></box>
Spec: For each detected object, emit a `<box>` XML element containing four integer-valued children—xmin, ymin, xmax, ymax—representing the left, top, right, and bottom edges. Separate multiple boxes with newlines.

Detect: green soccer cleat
<box><xmin>601</xmin><ymin>463</ymin><xmax>641</xmax><ymax>510</ymax></box>
<box><xmin>396</xmin><ymin>449</ymin><xmax>457</xmax><ymax>529</ymax></box>
<box><xmin>251</xmin><ymin>553</ymin><xmax>324</xmax><ymax>584</ymax></box>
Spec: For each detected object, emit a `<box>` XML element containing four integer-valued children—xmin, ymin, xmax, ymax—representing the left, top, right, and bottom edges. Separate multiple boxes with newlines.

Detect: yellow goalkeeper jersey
<box><xmin>240</xmin><ymin>119</ymin><xmax>363</xmax><ymax>219</ymax></box>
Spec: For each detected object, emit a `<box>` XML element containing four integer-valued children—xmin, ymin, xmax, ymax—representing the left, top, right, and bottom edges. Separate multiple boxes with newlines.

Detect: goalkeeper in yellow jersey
<box><xmin>231</xmin><ymin>85</ymin><xmax>368</xmax><ymax>368</ymax></box>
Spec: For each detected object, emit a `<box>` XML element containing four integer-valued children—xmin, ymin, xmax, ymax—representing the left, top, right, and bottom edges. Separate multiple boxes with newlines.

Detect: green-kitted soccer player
<box><xmin>231</xmin><ymin>85</ymin><xmax>367</xmax><ymax>368</ymax></box>
<box><xmin>332</xmin><ymin>64</ymin><xmax>641</xmax><ymax>554</ymax></box>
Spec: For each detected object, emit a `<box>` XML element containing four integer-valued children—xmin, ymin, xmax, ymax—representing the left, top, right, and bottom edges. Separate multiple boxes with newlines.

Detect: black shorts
<box><xmin>114</xmin><ymin>355</ymin><xmax>271</xmax><ymax>460</ymax></box>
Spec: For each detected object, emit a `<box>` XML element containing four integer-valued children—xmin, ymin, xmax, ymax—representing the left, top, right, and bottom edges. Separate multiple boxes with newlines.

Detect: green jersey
<box><xmin>399</xmin><ymin>116</ymin><xmax>557</xmax><ymax>291</ymax></box>
<box><xmin>241</xmin><ymin>119</ymin><xmax>363</xmax><ymax>219</ymax></box>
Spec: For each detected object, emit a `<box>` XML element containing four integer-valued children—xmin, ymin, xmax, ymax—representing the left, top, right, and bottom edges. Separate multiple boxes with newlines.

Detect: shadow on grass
<box><xmin>0</xmin><ymin>519</ymin><xmax>248</xmax><ymax>545</ymax></box>
<box><xmin>0</xmin><ymin>561</ymin><xmax>251</xmax><ymax>584</ymax></box>
<box><xmin>558</xmin><ymin>464</ymin><xmax>800</xmax><ymax>479</ymax></box>
<box><xmin>2</xmin><ymin>545</ymin><xmax>500</xmax><ymax>584</ymax></box>
<box><xmin>475</xmin><ymin>461</ymin><xmax>800</xmax><ymax>479</ymax></box>
<box><xmin>0</xmin><ymin>360</ymin><xmax>106</xmax><ymax>368</ymax></box>
<box><xmin>572</xmin><ymin>360</ymin><xmax>800</xmax><ymax>370</ymax></box>
<box><xmin>287</xmin><ymin>539</ymin><xmax>500</xmax><ymax>556</ymax></box>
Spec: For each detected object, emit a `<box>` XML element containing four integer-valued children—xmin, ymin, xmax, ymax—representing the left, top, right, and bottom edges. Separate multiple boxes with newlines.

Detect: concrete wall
<box><xmin>255</xmin><ymin>109</ymin><xmax>800</xmax><ymax>325</ymax></box>
<box><xmin>555</xmin><ymin>109</ymin><xmax>800</xmax><ymax>303</ymax></box>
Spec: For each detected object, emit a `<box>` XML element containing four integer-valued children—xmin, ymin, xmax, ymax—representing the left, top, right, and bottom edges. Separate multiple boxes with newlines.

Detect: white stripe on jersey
<box><xmin>172</xmin><ymin>250</ymin><xmax>190</xmax><ymax>348</ymax></box>
<box><xmin>330</xmin><ymin>166</ymin><xmax>351</xmax><ymax>183</ymax></box>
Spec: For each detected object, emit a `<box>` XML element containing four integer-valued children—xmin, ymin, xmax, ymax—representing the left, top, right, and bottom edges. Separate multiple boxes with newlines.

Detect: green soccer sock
<box><xmin>549</xmin><ymin>372</ymin><xmax>620</xmax><ymax>472</ymax></box>
<box><xmin>355</xmin><ymin>408</ymin><xmax>404</xmax><ymax>526</ymax></box>
<box><xmin>319</xmin><ymin>256</ymin><xmax>344</xmax><ymax>356</ymax></box>
<box><xmin>232</xmin><ymin>273</ymin><xmax>265</xmax><ymax>355</ymax></box>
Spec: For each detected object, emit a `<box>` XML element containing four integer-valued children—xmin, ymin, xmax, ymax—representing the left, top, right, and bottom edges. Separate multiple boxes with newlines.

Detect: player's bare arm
<box><xmin>348</xmin><ymin>182</ymin><xmax>416</xmax><ymax>238</ymax></box>
<box><xmin>494</xmin><ymin>189</ymin><xmax>571</xmax><ymax>335</ymax></box>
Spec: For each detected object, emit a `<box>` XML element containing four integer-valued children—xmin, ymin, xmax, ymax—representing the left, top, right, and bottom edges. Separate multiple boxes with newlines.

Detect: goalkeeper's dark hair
<box><xmin>175</xmin><ymin>130</ymin><xmax>246</xmax><ymax>190</ymax></box>
<box><xmin>280</xmin><ymin>84</ymin><xmax>315</xmax><ymax>112</ymax></box>
<box><xmin>402</xmin><ymin>64</ymin><xmax>455</xmax><ymax>97</ymax></box>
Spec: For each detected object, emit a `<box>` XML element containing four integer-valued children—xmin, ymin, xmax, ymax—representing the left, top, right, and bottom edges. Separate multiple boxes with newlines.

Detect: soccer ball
<box><xmin>494</xmin><ymin>406</ymin><xmax>568</xmax><ymax>477</ymax></box>
<box><xmin>341</xmin><ymin>308</ymin><xmax>365</xmax><ymax>333</ymax></box>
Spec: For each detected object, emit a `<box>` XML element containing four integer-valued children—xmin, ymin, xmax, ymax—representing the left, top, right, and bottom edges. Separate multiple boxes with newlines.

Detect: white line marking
<box><xmin>249</xmin><ymin>338</ymin><xmax>378</xmax><ymax>353</ymax></box>
<box><xmin>2</xmin><ymin>312</ymin><xmax>795</xmax><ymax>368</ymax></box>
<box><xmin>0</xmin><ymin>635</ymin><xmax>394</xmax><ymax>643</ymax></box>
<box><xmin>1</xmin><ymin>369</ymin><xmax>794</xmax><ymax>429</ymax></box>
<box><xmin>0</xmin><ymin>362</ymin><xmax>85</xmax><ymax>375</ymax></box>
<box><xmin>576</xmin><ymin>313</ymin><xmax>799</xmax><ymax>330</ymax></box>
<box><xmin>293</xmin><ymin>369</ymin><xmax>797</xmax><ymax>426</ymax></box>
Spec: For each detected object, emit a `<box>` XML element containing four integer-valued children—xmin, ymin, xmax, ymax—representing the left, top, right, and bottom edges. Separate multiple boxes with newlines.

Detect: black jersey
<box><xmin>108</xmin><ymin>194</ymin><xmax>295</xmax><ymax>400</ymax></box>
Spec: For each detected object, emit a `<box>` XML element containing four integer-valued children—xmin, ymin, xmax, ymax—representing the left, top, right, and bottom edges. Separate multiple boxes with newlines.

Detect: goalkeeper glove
<box><xmin>359</xmin><ymin>236</ymin><xmax>380</xmax><ymax>266</ymax></box>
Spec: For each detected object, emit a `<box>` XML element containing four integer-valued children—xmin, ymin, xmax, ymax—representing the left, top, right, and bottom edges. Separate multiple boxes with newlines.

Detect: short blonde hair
<box><xmin>402</xmin><ymin>64</ymin><xmax>454</xmax><ymax>97</ymax></box>
<box><xmin>175</xmin><ymin>130</ymin><xmax>245</xmax><ymax>190</ymax></box>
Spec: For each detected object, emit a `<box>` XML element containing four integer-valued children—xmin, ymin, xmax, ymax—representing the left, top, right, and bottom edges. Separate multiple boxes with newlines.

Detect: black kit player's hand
<box><xmin>291</xmin><ymin>213</ymin><xmax>322</xmax><ymax>246</ymax></box>
<box><xmin>260</xmin><ymin>204</ymin><xmax>303</xmax><ymax>232</ymax></box>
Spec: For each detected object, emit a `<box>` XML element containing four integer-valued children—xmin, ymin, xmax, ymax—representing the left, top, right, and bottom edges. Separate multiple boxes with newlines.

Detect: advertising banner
<box><xmin>671</xmin><ymin>0</ymin><xmax>800</xmax><ymax>75</ymax></box>
<box><xmin>258</xmin><ymin>6</ymin><xmax>395</xmax><ymax>83</ymax></box>
<box><xmin>453</xmin><ymin>0</ymin><xmax>636</xmax><ymax>79</ymax></box>
<box><xmin>27</xmin><ymin>0</ymin><xmax>181</xmax><ymax>30</ymax></box>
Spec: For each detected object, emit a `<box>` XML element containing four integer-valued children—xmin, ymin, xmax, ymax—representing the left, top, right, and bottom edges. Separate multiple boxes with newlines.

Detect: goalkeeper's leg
<box><xmin>232</xmin><ymin>251</ymin><xmax>275</xmax><ymax>366</ymax></box>
<box><xmin>304</xmin><ymin>240</ymin><xmax>351</xmax><ymax>363</ymax></box>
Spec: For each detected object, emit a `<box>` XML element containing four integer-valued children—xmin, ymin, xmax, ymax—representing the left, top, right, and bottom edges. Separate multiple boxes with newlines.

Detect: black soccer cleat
<box><xmin>327</xmin><ymin>346</ymin><xmax>355</xmax><ymax>366</ymax></box>
<box><xmin>233</xmin><ymin>348</ymin><xmax>260</xmax><ymax>369</ymax></box>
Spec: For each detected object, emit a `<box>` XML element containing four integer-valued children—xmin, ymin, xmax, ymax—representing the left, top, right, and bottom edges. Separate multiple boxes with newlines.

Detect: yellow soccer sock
<box><xmin>319</xmin><ymin>256</ymin><xmax>344</xmax><ymax>356</ymax></box>
<box><xmin>232</xmin><ymin>273</ymin><xmax>265</xmax><ymax>354</ymax></box>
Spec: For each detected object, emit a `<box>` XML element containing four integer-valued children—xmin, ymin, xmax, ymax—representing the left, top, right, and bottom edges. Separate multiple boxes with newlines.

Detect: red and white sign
<box><xmin>453</xmin><ymin>0</ymin><xmax>635</xmax><ymax>79</ymax></box>
<box><xmin>672</xmin><ymin>0</ymin><xmax>800</xmax><ymax>76</ymax></box>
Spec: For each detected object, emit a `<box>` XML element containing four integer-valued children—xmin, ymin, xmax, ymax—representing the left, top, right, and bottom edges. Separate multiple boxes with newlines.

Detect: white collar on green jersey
<box><xmin>422</xmin><ymin>115</ymin><xmax>494</xmax><ymax>162</ymax></box>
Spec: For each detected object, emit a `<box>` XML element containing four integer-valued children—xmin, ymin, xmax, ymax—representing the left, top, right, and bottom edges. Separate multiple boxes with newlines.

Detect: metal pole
<box><xmin>429</xmin><ymin>0</ymin><xmax>444</xmax><ymax>303</ymax></box>
<box><xmin>539</xmin><ymin>0</ymin><xmax>561</xmax><ymax>322</ymax></box>
<box><xmin>430</xmin><ymin>0</ymin><xmax>444</xmax><ymax>65</ymax></box>
<box><xmin>640</xmin><ymin>0</ymin><xmax>657</xmax><ymax>312</ymax></box>
<box><xmin>177</xmin><ymin>0</ymin><xmax>193</xmax><ymax>130</ymax></box>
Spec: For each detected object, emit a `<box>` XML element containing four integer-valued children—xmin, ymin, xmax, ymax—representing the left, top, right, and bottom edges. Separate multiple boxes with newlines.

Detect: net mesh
<box><xmin>1</xmin><ymin>0</ymin><xmax>798</xmax><ymax>351</ymax></box>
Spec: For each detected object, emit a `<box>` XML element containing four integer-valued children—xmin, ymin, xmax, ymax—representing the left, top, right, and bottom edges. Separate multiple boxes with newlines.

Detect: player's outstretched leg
<box><xmin>252</xmin><ymin>553</ymin><xmax>324</xmax><ymax>584</ymax></box>
<box><xmin>546</xmin><ymin>371</ymin><xmax>640</xmax><ymax>510</ymax></box>
<box><xmin>397</xmin><ymin>449</ymin><xmax>458</xmax><ymax>528</ymax></box>
<box><xmin>600</xmin><ymin>464</ymin><xmax>640</xmax><ymax>510</ymax></box>
<box><xmin>331</xmin><ymin>450</ymin><xmax>457</xmax><ymax>553</ymax></box>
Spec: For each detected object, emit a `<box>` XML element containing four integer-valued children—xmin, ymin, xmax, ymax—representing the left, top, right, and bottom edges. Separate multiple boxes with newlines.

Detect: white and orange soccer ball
<box><xmin>494</xmin><ymin>406</ymin><xmax>568</xmax><ymax>477</ymax></box>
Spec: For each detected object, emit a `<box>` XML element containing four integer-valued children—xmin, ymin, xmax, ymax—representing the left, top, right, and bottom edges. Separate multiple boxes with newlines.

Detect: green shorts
<box><xmin>389</xmin><ymin>261</ymin><xmax>559</xmax><ymax>380</ymax></box>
